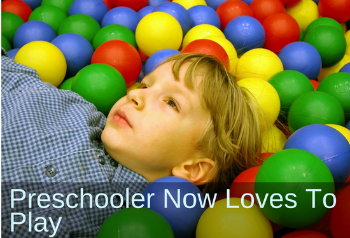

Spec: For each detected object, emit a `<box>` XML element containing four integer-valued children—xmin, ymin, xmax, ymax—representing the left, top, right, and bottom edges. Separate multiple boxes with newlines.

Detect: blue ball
<box><xmin>51</xmin><ymin>33</ymin><xmax>94</xmax><ymax>78</ymax></box>
<box><xmin>188</xmin><ymin>5</ymin><xmax>221</xmax><ymax>29</ymax></box>
<box><xmin>224</xmin><ymin>16</ymin><xmax>265</xmax><ymax>56</ymax></box>
<box><xmin>101</xmin><ymin>7</ymin><xmax>141</xmax><ymax>33</ymax></box>
<box><xmin>139</xmin><ymin>176</ymin><xmax>206</xmax><ymax>238</ymax></box>
<box><xmin>13</xmin><ymin>20</ymin><xmax>57</xmax><ymax>49</ymax></box>
<box><xmin>148</xmin><ymin>0</ymin><xmax>169</xmax><ymax>7</ymax></box>
<box><xmin>21</xmin><ymin>0</ymin><xmax>42</xmax><ymax>10</ymax></box>
<box><xmin>283</xmin><ymin>124</ymin><xmax>350</xmax><ymax>186</ymax></box>
<box><xmin>205</xmin><ymin>0</ymin><xmax>227</xmax><ymax>10</ymax></box>
<box><xmin>138</xmin><ymin>6</ymin><xmax>155</xmax><ymax>18</ymax></box>
<box><xmin>339</xmin><ymin>62</ymin><xmax>350</xmax><ymax>73</ymax></box>
<box><xmin>7</xmin><ymin>48</ymin><xmax>20</xmax><ymax>60</ymax></box>
<box><xmin>68</xmin><ymin>0</ymin><xmax>108</xmax><ymax>24</ymax></box>
<box><xmin>145</xmin><ymin>49</ymin><xmax>180</xmax><ymax>75</ymax></box>
<box><xmin>278</xmin><ymin>42</ymin><xmax>322</xmax><ymax>80</ymax></box>
<box><xmin>153</xmin><ymin>2</ymin><xmax>192</xmax><ymax>36</ymax></box>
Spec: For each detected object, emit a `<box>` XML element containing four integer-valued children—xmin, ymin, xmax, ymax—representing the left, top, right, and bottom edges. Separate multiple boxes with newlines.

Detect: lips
<box><xmin>113</xmin><ymin>109</ymin><xmax>132</xmax><ymax>128</ymax></box>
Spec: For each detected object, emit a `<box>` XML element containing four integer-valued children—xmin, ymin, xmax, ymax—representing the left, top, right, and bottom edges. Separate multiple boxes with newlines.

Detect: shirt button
<box><xmin>45</xmin><ymin>165</ymin><xmax>57</xmax><ymax>178</ymax></box>
<box><xmin>98</xmin><ymin>156</ymin><xmax>105</xmax><ymax>165</ymax></box>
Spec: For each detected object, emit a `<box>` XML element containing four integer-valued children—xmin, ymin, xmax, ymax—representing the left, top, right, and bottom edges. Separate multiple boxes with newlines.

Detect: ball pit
<box><xmin>101</xmin><ymin>7</ymin><xmax>141</xmax><ymax>33</ymax></box>
<box><xmin>304</xmin><ymin>17</ymin><xmax>344</xmax><ymax>37</ymax></box>
<box><xmin>2</xmin><ymin>12</ymin><xmax>24</xmax><ymax>46</ymax></box>
<box><xmin>286</xmin><ymin>0</ymin><xmax>319</xmax><ymax>32</ymax></box>
<box><xmin>317</xmin><ymin>54</ymin><xmax>350</xmax><ymax>81</ymax></box>
<box><xmin>182</xmin><ymin>23</ymin><xmax>224</xmax><ymax>48</ymax></box>
<box><xmin>250</xmin><ymin>0</ymin><xmax>286</xmax><ymax>23</ymax></box>
<box><xmin>110</xmin><ymin>0</ymin><xmax>148</xmax><ymax>12</ymax></box>
<box><xmin>68</xmin><ymin>0</ymin><xmax>109</xmax><ymax>24</ymax></box>
<box><xmin>172</xmin><ymin>0</ymin><xmax>207</xmax><ymax>10</ymax></box>
<box><xmin>1</xmin><ymin>0</ymin><xmax>32</xmax><ymax>22</ymax></box>
<box><xmin>326</xmin><ymin>124</ymin><xmax>350</xmax><ymax>144</ymax></box>
<box><xmin>145</xmin><ymin>49</ymin><xmax>180</xmax><ymax>75</ymax></box>
<box><xmin>41</xmin><ymin>0</ymin><xmax>74</xmax><ymax>14</ymax></box>
<box><xmin>318</xmin><ymin>0</ymin><xmax>350</xmax><ymax>24</ymax></box>
<box><xmin>261</xmin><ymin>125</ymin><xmax>287</xmax><ymax>153</ymax></box>
<box><xmin>138</xmin><ymin>6</ymin><xmax>154</xmax><ymax>18</ymax></box>
<box><xmin>188</xmin><ymin>5</ymin><xmax>221</xmax><ymax>29</ymax></box>
<box><xmin>28</xmin><ymin>6</ymin><xmax>67</xmax><ymax>34</ymax></box>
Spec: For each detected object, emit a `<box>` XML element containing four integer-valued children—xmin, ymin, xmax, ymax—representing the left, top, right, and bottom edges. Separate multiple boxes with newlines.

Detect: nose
<box><xmin>127</xmin><ymin>88</ymin><xmax>145</xmax><ymax>110</ymax></box>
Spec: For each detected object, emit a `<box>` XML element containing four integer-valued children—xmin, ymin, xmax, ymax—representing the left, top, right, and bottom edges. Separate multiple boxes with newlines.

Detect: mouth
<box><xmin>112</xmin><ymin>109</ymin><xmax>132</xmax><ymax>128</ymax></box>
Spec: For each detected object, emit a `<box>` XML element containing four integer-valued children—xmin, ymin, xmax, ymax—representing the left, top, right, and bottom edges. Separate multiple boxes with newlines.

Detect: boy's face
<box><xmin>101</xmin><ymin>61</ymin><xmax>211</xmax><ymax>182</ymax></box>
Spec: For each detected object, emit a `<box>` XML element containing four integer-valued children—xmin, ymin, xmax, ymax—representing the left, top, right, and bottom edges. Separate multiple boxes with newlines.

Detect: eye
<box><xmin>165</xmin><ymin>97</ymin><xmax>179</xmax><ymax>111</ymax></box>
<box><xmin>138</xmin><ymin>82</ymin><xmax>148</xmax><ymax>89</ymax></box>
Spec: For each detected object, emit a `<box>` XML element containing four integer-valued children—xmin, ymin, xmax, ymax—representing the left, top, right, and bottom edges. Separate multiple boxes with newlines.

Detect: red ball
<box><xmin>216</xmin><ymin>0</ymin><xmax>253</xmax><ymax>31</ymax></box>
<box><xmin>91</xmin><ymin>40</ymin><xmax>142</xmax><ymax>87</ymax></box>
<box><xmin>103</xmin><ymin>0</ymin><xmax>112</xmax><ymax>10</ymax></box>
<box><xmin>282</xmin><ymin>230</ymin><xmax>329</xmax><ymax>238</ymax></box>
<box><xmin>1</xmin><ymin>0</ymin><xmax>32</xmax><ymax>22</ymax></box>
<box><xmin>263</xmin><ymin>13</ymin><xmax>300</xmax><ymax>54</ymax></box>
<box><xmin>181</xmin><ymin>39</ymin><xmax>230</xmax><ymax>71</ymax></box>
<box><xmin>229</xmin><ymin>166</ymin><xmax>260</xmax><ymax>201</ymax></box>
<box><xmin>310</xmin><ymin>80</ymin><xmax>320</xmax><ymax>91</ymax></box>
<box><xmin>110</xmin><ymin>0</ymin><xmax>148</xmax><ymax>12</ymax></box>
<box><xmin>318</xmin><ymin>0</ymin><xmax>350</xmax><ymax>23</ymax></box>
<box><xmin>280</xmin><ymin>0</ymin><xmax>301</xmax><ymax>6</ymax></box>
<box><xmin>250</xmin><ymin>0</ymin><xmax>286</xmax><ymax>23</ymax></box>
<box><xmin>330</xmin><ymin>185</ymin><xmax>350</xmax><ymax>238</ymax></box>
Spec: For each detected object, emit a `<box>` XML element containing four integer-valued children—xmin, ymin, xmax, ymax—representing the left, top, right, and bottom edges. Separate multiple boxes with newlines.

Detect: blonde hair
<box><xmin>159</xmin><ymin>53</ymin><xmax>263</xmax><ymax>194</ymax></box>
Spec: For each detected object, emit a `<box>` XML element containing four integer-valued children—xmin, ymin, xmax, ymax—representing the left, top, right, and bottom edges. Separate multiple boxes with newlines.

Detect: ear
<box><xmin>172</xmin><ymin>158</ymin><xmax>215</xmax><ymax>185</ymax></box>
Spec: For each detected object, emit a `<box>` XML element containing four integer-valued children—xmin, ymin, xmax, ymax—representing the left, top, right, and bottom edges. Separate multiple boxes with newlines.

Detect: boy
<box><xmin>1</xmin><ymin>49</ymin><xmax>261</xmax><ymax>237</ymax></box>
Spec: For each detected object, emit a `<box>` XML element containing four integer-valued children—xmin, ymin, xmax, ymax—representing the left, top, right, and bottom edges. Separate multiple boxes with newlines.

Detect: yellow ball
<box><xmin>286</xmin><ymin>0</ymin><xmax>319</xmax><ymax>32</ymax></box>
<box><xmin>345</xmin><ymin>30</ymin><xmax>350</xmax><ymax>46</ymax></box>
<box><xmin>127</xmin><ymin>82</ymin><xmax>140</xmax><ymax>94</ymax></box>
<box><xmin>326</xmin><ymin>124</ymin><xmax>350</xmax><ymax>144</ymax></box>
<box><xmin>235</xmin><ymin>48</ymin><xmax>284</xmax><ymax>81</ymax></box>
<box><xmin>237</xmin><ymin>78</ymin><xmax>281</xmax><ymax>128</ymax></box>
<box><xmin>318</xmin><ymin>54</ymin><xmax>350</xmax><ymax>81</ymax></box>
<box><xmin>135</xmin><ymin>12</ymin><xmax>183</xmax><ymax>57</ymax></box>
<box><xmin>14</xmin><ymin>41</ymin><xmax>67</xmax><ymax>87</ymax></box>
<box><xmin>196</xmin><ymin>198</ymin><xmax>273</xmax><ymax>238</ymax></box>
<box><xmin>261</xmin><ymin>125</ymin><xmax>287</xmax><ymax>153</ymax></box>
<box><xmin>182</xmin><ymin>24</ymin><xmax>225</xmax><ymax>48</ymax></box>
<box><xmin>173</xmin><ymin>0</ymin><xmax>207</xmax><ymax>10</ymax></box>
<box><xmin>204</xmin><ymin>36</ymin><xmax>238</xmax><ymax>75</ymax></box>
<box><xmin>346</xmin><ymin>45</ymin><xmax>350</xmax><ymax>56</ymax></box>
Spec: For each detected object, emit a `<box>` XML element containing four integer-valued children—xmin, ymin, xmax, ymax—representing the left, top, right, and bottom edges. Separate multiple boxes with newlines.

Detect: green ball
<box><xmin>299</xmin><ymin>29</ymin><xmax>304</xmax><ymax>41</ymax></box>
<box><xmin>59</xmin><ymin>76</ymin><xmax>74</xmax><ymax>90</ymax></box>
<box><xmin>97</xmin><ymin>207</ymin><xmax>174</xmax><ymax>238</ymax></box>
<box><xmin>288</xmin><ymin>91</ymin><xmax>345</xmax><ymax>133</ymax></box>
<box><xmin>2</xmin><ymin>35</ymin><xmax>12</xmax><ymax>52</ymax></box>
<box><xmin>29</xmin><ymin>6</ymin><xmax>67</xmax><ymax>34</ymax></box>
<box><xmin>269</xmin><ymin>70</ymin><xmax>314</xmax><ymax>121</ymax></box>
<box><xmin>93</xmin><ymin>24</ymin><xmax>137</xmax><ymax>50</ymax></box>
<box><xmin>58</xmin><ymin>14</ymin><xmax>101</xmax><ymax>43</ymax></box>
<box><xmin>317</xmin><ymin>72</ymin><xmax>350</xmax><ymax>123</ymax></box>
<box><xmin>71</xmin><ymin>64</ymin><xmax>126</xmax><ymax>116</ymax></box>
<box><xmin>304</xmin><ymin>25</ymin><xmax>347</xmax><ymax>68</ymax></box>
<box><xmin>1</xmin><ymin>12</ymin><xmax>24</xmax><ymax>46</ymax></box>
<box><xmin>255</xmin><ymin>149</ymin><xmax>335</xmax><ymax>228</ymax></box>
<box><xmin>41</xmin><ymin>0</ymin><xmax>74</xmax><ymax>14</ymax></box>
<box><xmin>304</xmin><ymin>17</ymin><xmax>344</xmax><ymax>36</ymax></box>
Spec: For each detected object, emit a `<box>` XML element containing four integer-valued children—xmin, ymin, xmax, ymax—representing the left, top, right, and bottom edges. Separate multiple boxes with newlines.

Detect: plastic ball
<box><xmin>59</xmin><ymin>76</ymin><xmax>74</xmax><ymax>90</ymax></box>
<box><xmin>1</xmin><ymin>0</ymin><xmax>32</xmax><ymax>22</ymax></box>
<box><xmin>92</xmin><ymin>24</ymin><xmax>137</xmax><ymax>50</ymax></box>
<box><xmin>29</xmin><ymin>6</ymin><xmax>67</xmax><ymax>34</ymax></box>
<box><xmin>153</xmin><ymin>2</ymin><xmax>192</xmax><ymax>36</ymax></box>
<box><xmin>2</xmin><ymin>35</ymin><xmax>12</xmax><ymax>52</ymax></box>
<box><xmin>51</xmin><ymin>33</ymin><xmax>94</xmax><ymax>79</ymax></box>
<box><xmin>330</xmin><ymin>185</ymin><xmax>350</xmax><ymax>238</ymax></box>
<box><xmin>127</xmin><ymin>82</ymin><xmax>141</xmax><ymax>93</ymax></box>
<box><xmin>230</xmin><ymin>166</ymin><xmax>260</xmax><ymax>200</ymax></box>
<box><xmin>21</xmin><ymin>0</ymin><xmax>44</xmax><ymax>10</ymax></box>
<box><xmin>261</xmin><ymin>125</ymin><xmax>287</xmax><ymax>153</ymax></box>
<box><xmin>135</xmin><ymin>12</ymin><xmax>183</xmax><ymax>57</ymax></box>
<box><xmin>71</xmin><ymin>63</ymin><xmax>126</xmax><ymax>116</ymax></box>
<box><xmin>317</xmin><ymin>72</ymin><xmax>350</xmax><ymax>122</ymax></box>
<box><xmin>263</xmin><ymin>13</ymin><xmax>300</xmax><ymax>54</ymax></box>
<box><xmin>326</xmin><ymin>124</ymin><xmax>350</xmax><ymax>144</ymax></box>
<box><xmin>97</xmin><ymin>207</ymin><xmax>174</xmax><ymax>238</ymax></box>
<box><xmin>68</xmin><ymin>0</ymin><xmax>108</xmax><ymax>24</ymax></box>
<box><xmin>237</xmin><ymin>77</ymin><xmax>281</xmax><ymax>127</ymax></box>
<box><xmin>196</xmin><ymin>198</ymin><xmax>273</xmax><ymax>238</ymax></box>
<box><xmin>255</xmin><ymin>148</ymin><xmax>335</xmax><ymax>228</ymax></box>
<box><xmin>216</xmin><ymin>0</ymin><xmax>253</xmax><ymax>31</ymax></box>
<box><xmin>148</xmin><ymin>0</ymin><xmax>168</xmax><ymax>7</ymax></box>
<box><xmin>278</xmin><ymin>42</ymin><xmax>322</xmax><ymax>80</ymax></box>
<box><xmin>286</xmin><ymin>0</ymin><xmax>319</xmax><ymax>32</ymax></box>
<box><xmin>110</xmin><ymin>0</ymin><xmax>148</xmax><ymax>12</ymax></box>
<box><xmin>14</xmin><ymin>41</ymin><xmax>66</xmax><ymax>87</ymax></box>
<box><xmin>288</xmin><ymin>91</ymin><xmax>345</xmax><ymax>133</ymax></box>
<box><xmin>101</xmin><ymin>7</ymin><xmax>141</xmax><ymax>33</ymax></box>
<box><xmin>304</xmin><ymin>17</ymin><xmax>344</xmax><ymax>37</ymax></box>
<box><xmin>2</xmin><ymin>12</ymin><xmax>24</xmax><ymax>46</ymax></box>
<box><xmin>138</xmin><ymin>6</ymin><xmax>154</xmax><ymax>18</ymax></box>
<box><xmin>224</xmin><ymin>16</ymin><xmax>265</xmax><ymax>56</ymax></box>
<box><xmin>318</xmin><ymin>0</ymin><xmax>350</xmax><ymax>24</ymax></box>
<box><xmin>282</xmin><ymin>230</ymin><xmax>329</xmax><ymax>238</ymax></box>
<box><xmin>172</xmin><ymin>0</ymin><xmax>207</xmax><ymax>10</ymax></box>
<box><xmin>91</xmin><ymin>40</ymin><xmax>142</xmax><ymax>87</ymax></box>
<box><xmin>304</xmin><ymin>25</ymin><xmax>347</xmax><ymax>68</ymax></box>
<box><xmin>145</xmin><ymin>49</ymin><xmax>180</xmax><ymax>75</ymax></box>
<box><xmin>7</xmin><ymin>48</ymin><xmax>19</xmax><ymax>60</ymax></box>
<box><xmin>280</xmin><ymin>0</ymin><xmax>302</xmax><ymax>6</ymax></box>
<box><xmin>205</xmin><ymin>0</ymin><xmax>227</xmax><ymax>10</ymax></box>
<box><xmin>181</xmin><ymin>39</ymin><xmax>230</xmax><ymax>70</ymax></box>
<box><xmin>182</xmin><ymin>24</ymin><xmax>224</xmax><ymax>48</ymax></box>
<box><xmin>13</xmin><ymin>20</ymin><xmax>56</xmax><ymax>49</ymax></box>
<box><xmin>269</xmin><ymin>70</ymin><xmax>314</xmax><ymax>120</ymax></box>
<box><xmin>139</xmin><ymin>176</ymin><xmax>206</xmax><ymax>238</ymax></box>
<box><xmin>41</xmin><ymin>0</ymin><xmax>74</xmax><ymax>14</ymax></box>
<box><xmin>188</xmin><ymin>5</ymin><xmax>221</xmax><ymax>29</ymax></box>
<box><xmin>339</xmin><ymin>62</ymin><xmax>350</xmax><ymax>73</ymax></box>
<box><xmin>318</xmin><ymin>54</ymin><xmax>350</xmax><ymax>81</ymax></box>
<box><xmin>250</xmin><ymin>0</ymin><xmax>286</xmax><ymax>23</ymax></box>
<box><xmin>236</xmin><ymin>48</ymin><xmax>284</xmax><ymax>81</ymax></box>
<box><xmin>284</xmin><ymin>124</ymin><xmax>350</xmax><ymax>185</ymax></box>
<box><xmin>310</xmin><ymin>79</ymin><xmax>320</xmax><ymax>90</ymax></box>
<box><xmin>58</xmin><ymin>14</ymin><xmax>101</xmax><ymax>43</ymax></box>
